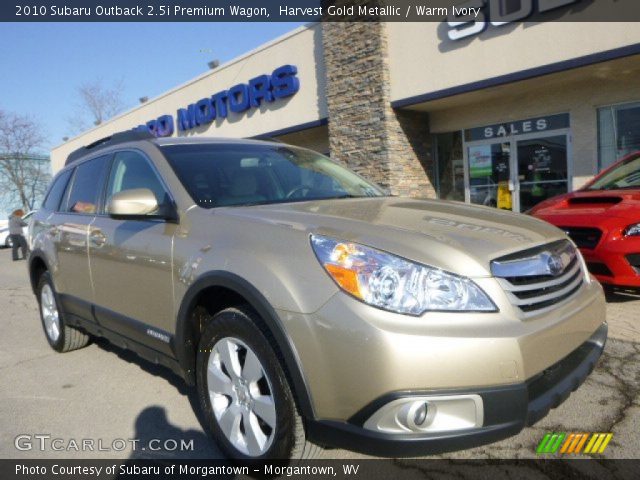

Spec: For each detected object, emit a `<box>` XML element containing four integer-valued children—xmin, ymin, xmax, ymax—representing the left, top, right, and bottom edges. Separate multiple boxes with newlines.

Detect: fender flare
<box><xmin>173</xmin><ymin>270</ymin><xmax>316</xmax><ymax>420</ymax></box>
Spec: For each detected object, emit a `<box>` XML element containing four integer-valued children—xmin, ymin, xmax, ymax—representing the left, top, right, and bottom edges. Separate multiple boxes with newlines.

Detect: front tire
<box><xmin>196</xmin><ymin>306</ymin><xmax>316</xmax><ymax>460</ymax></box>
<box><xmin>37</xmin><ymin>272</ymin><xmax>90</xmax><ymax>352</ymax></box>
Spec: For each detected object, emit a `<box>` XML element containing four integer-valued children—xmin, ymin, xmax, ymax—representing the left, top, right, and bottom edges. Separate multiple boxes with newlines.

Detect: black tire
<box><xmin>37</xmin><ymin>272</ymin><xmax>90</xmax><ymax>353</ymax></box>
<box><xmin>196</xmin><ymin>305</ymin><xmax>319</xmax><ymax>460</ymax></box>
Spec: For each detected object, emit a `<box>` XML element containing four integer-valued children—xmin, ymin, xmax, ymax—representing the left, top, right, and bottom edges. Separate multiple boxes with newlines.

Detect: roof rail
<box><xmin>65</xmin><ymin>129</ymin><xmax>156</xmax><ymax>165</ymax></box>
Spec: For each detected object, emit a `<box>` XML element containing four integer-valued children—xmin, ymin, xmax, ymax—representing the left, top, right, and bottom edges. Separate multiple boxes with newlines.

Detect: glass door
<box><xmin>466</xmin><ymin>142</ymin><xmax>513</xmax><ymax>210</ymax></box>
<box><xmin>465</xmin><ymin>133</ymin><xmax>570</xmax><ymax>212</ymax></box>
<box><xmin>515</xmin><ymin>134</ymin><xmax>569</xmax><ymax>212</ymax></box>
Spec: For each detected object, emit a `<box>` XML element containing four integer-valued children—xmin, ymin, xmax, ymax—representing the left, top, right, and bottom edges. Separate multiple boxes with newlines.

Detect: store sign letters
<box><xmin>484</xmin><ymin>119</ymin><xmax>550</xmax><ymax>139</ymax></box>
<box><xmin>446</xmin><ymin>0</ymin><xmax>581</xmax><ymax>41</ymax></box>
<box><xmin>465</xmin><ymin>114</ymin><xmax>570</xmax><ymax>142</ymax></box>
<box><xmin>137</xmin><ymin>64</ymin><xmax>299</xmax><ymax>137</ymax></box>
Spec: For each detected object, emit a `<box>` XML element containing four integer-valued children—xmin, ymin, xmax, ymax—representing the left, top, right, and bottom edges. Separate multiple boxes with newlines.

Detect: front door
<box><xmin>89</xmin><ymin>150</ymin><xmax>176</xmax><ymax>352</ymax></box>
<box><xmin>464</xmin><ymin>116</ymin><xmax>571</xmax><ymax>213</ymax></box>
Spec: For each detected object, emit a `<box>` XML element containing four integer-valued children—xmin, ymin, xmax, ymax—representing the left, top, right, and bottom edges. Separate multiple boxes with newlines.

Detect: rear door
<box><xmin>89</xmin><ymin>150</ymin><xmax>176</xmax><ymax>353</ymax></box>
<box><xmin>51</xmin><ymin>155</ymin><xmax>110</xmax><ymax>320</ymax></box>
<box><xmin>30</xmin><ymin>168</ymin><xmax>73</xmax><ymax>248</ymax></box>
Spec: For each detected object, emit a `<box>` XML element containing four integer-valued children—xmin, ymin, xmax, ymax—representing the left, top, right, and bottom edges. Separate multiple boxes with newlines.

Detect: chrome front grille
<box><xmin>492</xmin><ymin>240</ymin><xmax>585</xmax><ymax>314</ymax></box>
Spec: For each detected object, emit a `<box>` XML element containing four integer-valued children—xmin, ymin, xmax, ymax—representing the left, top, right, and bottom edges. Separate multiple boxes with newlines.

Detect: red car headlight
<box><xmin>624</xmin><ymin>223</ymin><xmax>640</xmax><ymax>237</ymax></box>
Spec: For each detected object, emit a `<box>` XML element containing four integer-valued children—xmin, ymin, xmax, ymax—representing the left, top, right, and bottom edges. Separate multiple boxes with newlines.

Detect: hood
<box><xmin>215</xmin><ymin>197</ymin><xmax>566</xmax><ymax>277</ymax></box>
<box><xmin>531</xmin><ymin>189</ymin><xmax>640</xmax><ymax>221</ymax></box>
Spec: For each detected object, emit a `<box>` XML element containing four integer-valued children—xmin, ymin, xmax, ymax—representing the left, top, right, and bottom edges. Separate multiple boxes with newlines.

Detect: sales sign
<box><xmin>465</xmin><ymin>114</ymin><xmax>570</xmax><ymax>142</ymax></box>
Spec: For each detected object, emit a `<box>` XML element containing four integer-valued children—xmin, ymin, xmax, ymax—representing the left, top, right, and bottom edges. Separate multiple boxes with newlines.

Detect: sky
<box><xmin>0</xmin><ymin>22</ymin><xmax>303</xmax><ymax>151</ymax></box>
<box><xmin>0</xmin><ymin>22</ymin><xmax>302</xmax><ymax>218</ymax></box>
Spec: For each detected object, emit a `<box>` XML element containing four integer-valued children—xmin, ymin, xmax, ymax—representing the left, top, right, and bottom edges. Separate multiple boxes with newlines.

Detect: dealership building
<box><xmin>52</xmin><ymin>15</ymin><xmax>640</xmax><ymax>213</ymax></box>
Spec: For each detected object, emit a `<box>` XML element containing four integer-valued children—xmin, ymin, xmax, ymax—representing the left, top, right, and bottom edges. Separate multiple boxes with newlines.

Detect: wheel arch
<box><xmin>174</xmin><ymin>270</ymin><xmax>316</xmax><ymax>420</ymax></box>
<box><xmin>28</xmin><ymin>249</ymin><xmax>50</xmax><ymax>293</ymax></box>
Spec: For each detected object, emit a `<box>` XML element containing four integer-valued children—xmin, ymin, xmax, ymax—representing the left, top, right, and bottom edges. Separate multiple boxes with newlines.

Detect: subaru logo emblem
<box><xmin>547</xmin><ymin>254</ymin><xmax>564</xmax><ymax>276</ymax></box>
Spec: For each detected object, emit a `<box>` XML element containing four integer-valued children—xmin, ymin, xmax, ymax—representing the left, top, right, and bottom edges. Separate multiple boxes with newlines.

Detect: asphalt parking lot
<box><xmin>0</xmin><ymin>249</ymin><xmax>638</xmax><ymax>461</ymax></box>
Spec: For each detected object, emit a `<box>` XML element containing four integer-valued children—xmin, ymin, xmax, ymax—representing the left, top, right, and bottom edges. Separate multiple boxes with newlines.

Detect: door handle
<box><xmin>90</xmin><ymin>230</ymin><xmax>107</xmax><ymax>247</ymax></box>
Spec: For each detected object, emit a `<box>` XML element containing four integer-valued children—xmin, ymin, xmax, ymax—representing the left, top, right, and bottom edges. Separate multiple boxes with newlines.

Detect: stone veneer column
<box><xmin>322</xmin><ymin>21</ymin><xmax>435</xmax><ymax>198</ymax></box>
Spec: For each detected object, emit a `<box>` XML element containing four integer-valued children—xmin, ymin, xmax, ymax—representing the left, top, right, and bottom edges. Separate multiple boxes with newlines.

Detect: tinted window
<box><xmin>64</xmin><ymin>156</ymin><xmax>109</xmax><ymax>214</ymax></box>
<box><xmin>105</xmin><ymin>151</ymin><xmax>169</xmax><ymax>211</ymax></box>
<box><xmin>587</xmin><ymin>154</ymin><xmax>640</xmax><ymax>190</ymax></box>
<box><xmin>161</xmin><ymin>144</ymin><xmax>384</xmax><ymax>208</ymax></box>
<box><xmin>43</xmin><ymin>169</ymin><xmax>73</xmax><ymax>211</ymax></box>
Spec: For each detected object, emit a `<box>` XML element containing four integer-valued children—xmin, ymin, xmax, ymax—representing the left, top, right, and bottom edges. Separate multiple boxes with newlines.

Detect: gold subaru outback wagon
<box><xmin>28</xmin><ymin>131</ymin><xmax>607</xmax><ymax>459</ymax></box>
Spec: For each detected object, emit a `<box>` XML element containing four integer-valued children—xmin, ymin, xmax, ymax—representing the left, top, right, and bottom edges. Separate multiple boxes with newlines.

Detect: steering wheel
<box><xmin>285</xmin><ymin>185</ymin><xmax>311</xmax><ymax>199</ymax></box>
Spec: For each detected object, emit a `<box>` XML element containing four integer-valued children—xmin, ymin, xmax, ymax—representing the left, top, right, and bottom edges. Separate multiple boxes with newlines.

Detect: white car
<box><xmin>0</xmin><ymin>227</ymin><xmax>10</xmax><ymax>248</ymax></box>
<box><xmin>0</xmin><ymin>211</ymin><xmax>34</xmax><ymax>248</ymax></box>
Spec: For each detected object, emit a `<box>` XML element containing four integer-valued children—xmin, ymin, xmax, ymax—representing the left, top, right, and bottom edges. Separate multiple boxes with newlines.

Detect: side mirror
<box><xmin>107</xmin><ymin>188</ymin><xmax>177</xmax><ymax>221</ymax></box>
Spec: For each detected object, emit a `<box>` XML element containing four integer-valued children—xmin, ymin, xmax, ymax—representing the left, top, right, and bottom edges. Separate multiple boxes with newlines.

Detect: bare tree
<box><xmin>67</xmin><ymin>78</ymin><xmax>126</xmax><ymax>135</ymax></box>
<box><xmin>0</xmin><ymin>110</ymin><xmax>50</xmax><ymax>212</ymax></box>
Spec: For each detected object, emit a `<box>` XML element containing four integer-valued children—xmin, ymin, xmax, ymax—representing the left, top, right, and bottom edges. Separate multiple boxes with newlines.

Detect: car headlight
<box><xmin>624</xmin><ymin>223</ymin><xmax>640</xmax><ymax>236</ymax></box>
<box><xmin>310</xmin><ymin>234</ymin><xmax>497</xmax><ymax>315</ymax></box>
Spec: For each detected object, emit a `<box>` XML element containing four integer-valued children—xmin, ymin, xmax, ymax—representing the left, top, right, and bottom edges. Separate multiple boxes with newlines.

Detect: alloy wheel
<box><xmin>207</xmin><ymin>337</ymin><xmax>277</xmax><ymax>457</ymax></box>
<box><xmin>40</xmin><ymin>284</ymin><xmax>60</xmax><ymax>342</ymax></box>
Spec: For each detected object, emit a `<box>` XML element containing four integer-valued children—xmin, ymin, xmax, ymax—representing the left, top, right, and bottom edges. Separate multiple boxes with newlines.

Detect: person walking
<box><xmin>8</xmin><ymin>209</ymin><xmax>28</xmax><ymax>261</ymax></box>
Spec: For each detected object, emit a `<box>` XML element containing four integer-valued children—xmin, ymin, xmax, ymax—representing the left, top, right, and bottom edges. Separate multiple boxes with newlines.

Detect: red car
<box><xmin>530</xmin><ymin>152</ymin><xmax>640</xmax><ymax>289</ymax></box>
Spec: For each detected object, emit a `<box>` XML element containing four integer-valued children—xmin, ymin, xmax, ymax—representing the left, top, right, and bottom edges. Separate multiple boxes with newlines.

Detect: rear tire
<box><xmin>37</xmin><ymin>272</ymin><xmax>90</xmax><ymax>352</ymax></box>
<box><xmin>196</xmin><ymin>305</ymin><xmax>319</xmax><ymax>460</ymax></box>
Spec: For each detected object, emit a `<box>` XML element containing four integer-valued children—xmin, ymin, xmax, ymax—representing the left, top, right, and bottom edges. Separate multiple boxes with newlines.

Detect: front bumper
<box><xmin>280</xmin><ymin>278</ymin><xmax>605</xmax><ymax>422</ymax></box>
<box><xmin>558</xmin><ymin>219</ymin><xmax>640</xmax><ymax>288</ymax></box>
<box><xmin>581</xmin><ymin>238</ymin><xmax>640</xmax><ymax>288</ymax></box>
<box><xmin>306</xmin><ymin>323</ymin><xmax>607</xmax><ymax>456</ymax></box>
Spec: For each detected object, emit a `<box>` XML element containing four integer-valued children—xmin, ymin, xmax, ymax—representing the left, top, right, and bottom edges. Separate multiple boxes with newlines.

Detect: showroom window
<box><xmin>598</xmin><ymin>101</ymin><xmax>640</xmax><ymax>171</ymax></box>
<box><xmin>433</xmin><ymin>131</ymin><xmax>464</xmax><ymax>201</ymax></box>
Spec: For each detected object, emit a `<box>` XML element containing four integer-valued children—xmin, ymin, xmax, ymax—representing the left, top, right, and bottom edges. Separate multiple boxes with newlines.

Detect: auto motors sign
<box><xmin>137</xmin><ymin>64</ymin><xmax>299</xmax><ymax>138</ymax></box>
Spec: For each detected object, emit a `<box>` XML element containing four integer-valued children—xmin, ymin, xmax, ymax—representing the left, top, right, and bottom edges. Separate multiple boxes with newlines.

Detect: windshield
<box><xmin>587</xmin><ymin>154</ymin><xmax>640</xmax><ymax>190</ymax></box>
<box><xmin>160</xmin><ymin>143</ymin><xmax>385</xmax><ymax>208</ymax></box>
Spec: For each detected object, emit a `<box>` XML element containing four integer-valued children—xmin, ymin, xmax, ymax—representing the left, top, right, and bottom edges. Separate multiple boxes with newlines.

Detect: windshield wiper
<box><xmin>330</xmin><ymin>194</ymin><xmax>363</xmax><ymax>199</ymax></box>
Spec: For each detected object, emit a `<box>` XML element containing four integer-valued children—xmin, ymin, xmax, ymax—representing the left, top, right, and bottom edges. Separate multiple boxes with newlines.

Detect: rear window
<box><xmin>42</xmin><ymin>169</ymin><xmax>73</xmax><ymax>212</ymax></box>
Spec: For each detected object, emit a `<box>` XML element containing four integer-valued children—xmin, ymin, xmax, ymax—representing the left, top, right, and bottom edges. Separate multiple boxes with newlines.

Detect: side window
<box><xmin>64</xmin><ymin>156</ymin><xmax>109</xmax><ymax>214</ymax></box>
<box><xmin>43</xmin><ymin>169</ymin><xmax>73</xmax><ymax>212</ymax></box>
<box><xmin>106</xmin><ymin>151</ymin><xmax>169</xmax><ymax>211</ymax></box>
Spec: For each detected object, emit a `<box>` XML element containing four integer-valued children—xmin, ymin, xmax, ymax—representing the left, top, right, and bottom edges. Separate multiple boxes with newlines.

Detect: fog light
<box><xmin>414</xmin><ymin>402</ymin><xmax>428</xmax><ymax>426</ymax></box>
<box><xmin>363</xmin><ymin>394</ymin><xmax>483</xmax><ymax>435</ymax></box>
<box><xmin>398</xmin><ymin>401</ymin><xmax>437</xmax><ymax>432</ymax></box>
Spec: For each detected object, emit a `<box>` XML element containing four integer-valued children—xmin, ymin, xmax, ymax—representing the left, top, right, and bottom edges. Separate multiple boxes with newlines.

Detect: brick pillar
<box><xmin>322</xmin><ymin>21</ymin><xmax>435</xmax><ymax>198</ymax></box>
